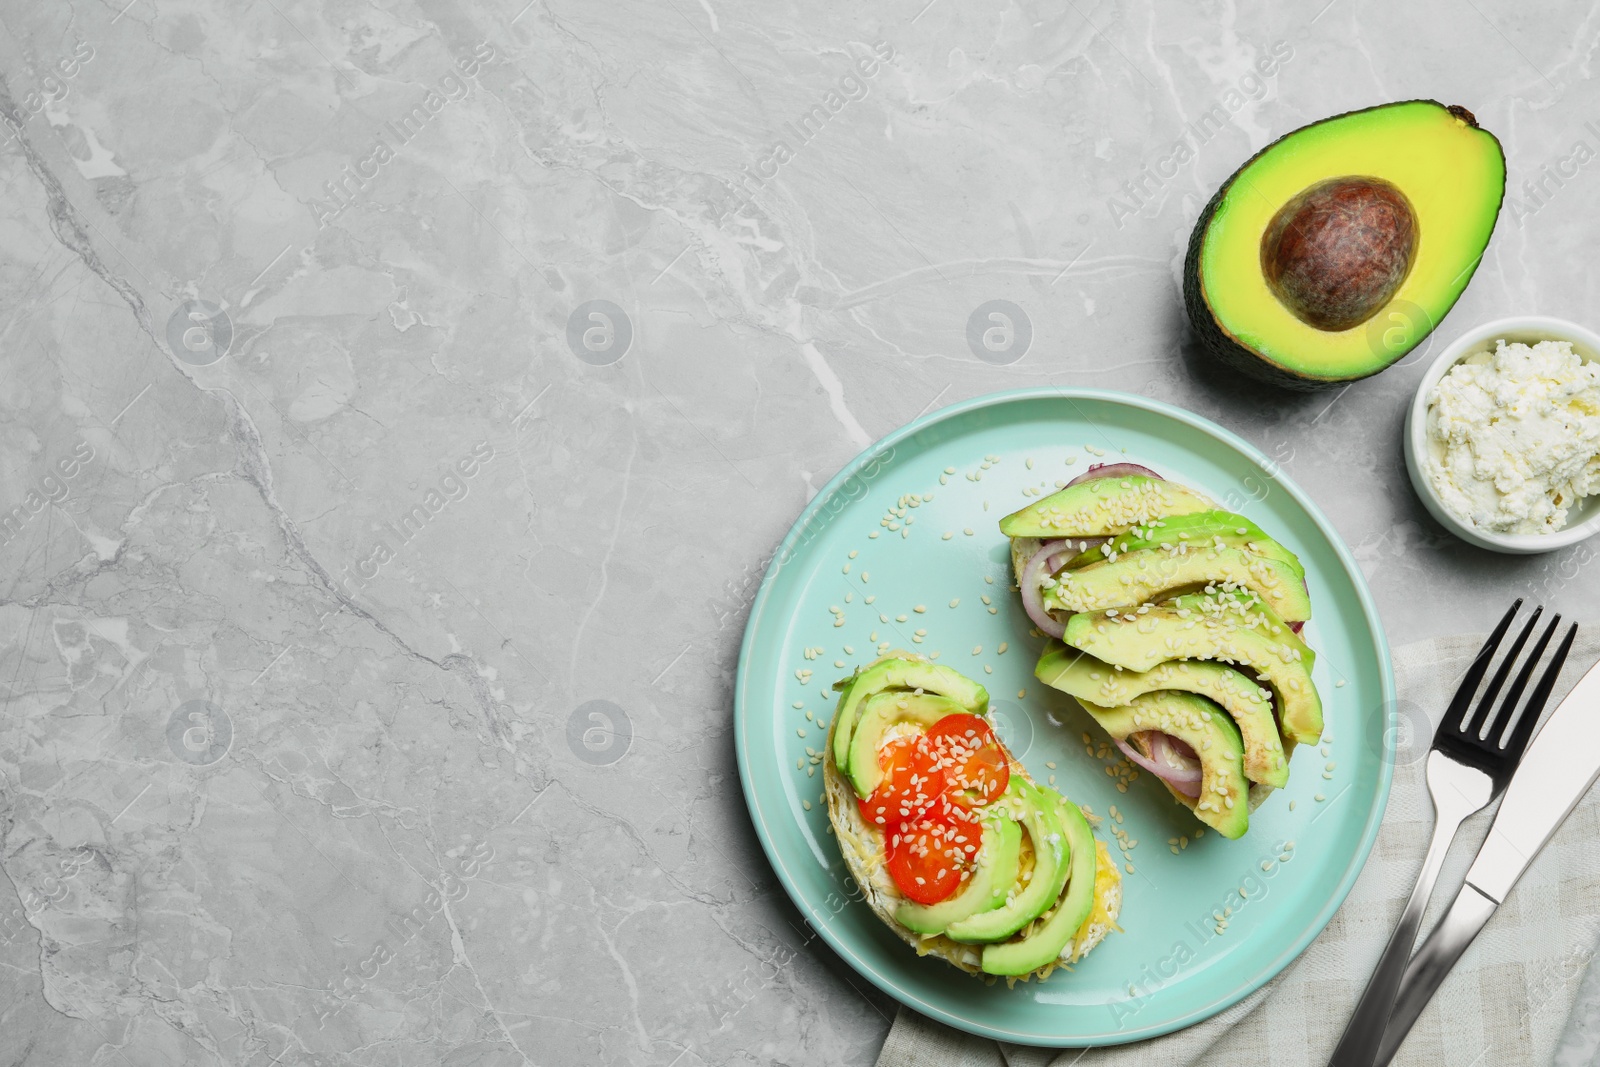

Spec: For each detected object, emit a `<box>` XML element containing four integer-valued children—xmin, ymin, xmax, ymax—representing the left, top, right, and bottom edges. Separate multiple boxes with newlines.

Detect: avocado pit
<box><xmin>1260</xmin><ymin>176</ymin><xmax>1418</xmax><ymax>332</ymax></box>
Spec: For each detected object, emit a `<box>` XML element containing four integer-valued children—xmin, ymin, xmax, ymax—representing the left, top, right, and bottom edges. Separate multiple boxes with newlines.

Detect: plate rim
<box><xmin>733</xmin><ymin>386</ymin><xmax>1397</xmax><ymax>1046</ymax></box>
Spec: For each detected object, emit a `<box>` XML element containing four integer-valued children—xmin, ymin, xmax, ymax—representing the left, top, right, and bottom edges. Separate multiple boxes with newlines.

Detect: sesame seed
<box><xmin>949</xmin><ymin>598</ymin><xmax>961</xmax><ymax>608</ymax></box>
<box><xmin>914</xmin><ymin>605</ymin><xmax>926</xmax><ymax>614</ymax></box>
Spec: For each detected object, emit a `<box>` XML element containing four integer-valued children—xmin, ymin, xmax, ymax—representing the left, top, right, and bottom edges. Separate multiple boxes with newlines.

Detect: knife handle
<box><xmin>1373</xmin><ymin>883</ymin><xmax>1498</xmax><ymax>1066</ymax></box>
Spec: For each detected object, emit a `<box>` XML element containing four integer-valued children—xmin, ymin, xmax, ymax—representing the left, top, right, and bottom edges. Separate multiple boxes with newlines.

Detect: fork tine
<box><xmin>1445</xmin><ymin>599</ymin><xmax>1523</xmax><ymax>730</ymax></box>
<box><xmin>1486</xmin><ymin>613</ymin><xmax>1560</xmax><ymax>745</ymax></box>
<box><xmin>1465</xmin><ymin>605</ymin><xmax>1542</xmax><ymax>738</ymax></box>
<box><xmin>1500</xmin><ymin>621</ymin><xmax>1578</xmax><ymax>761</ymax></box>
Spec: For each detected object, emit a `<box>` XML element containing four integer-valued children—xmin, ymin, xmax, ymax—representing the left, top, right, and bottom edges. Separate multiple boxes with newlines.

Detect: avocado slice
<box><xmin>1079</xmin><ymin>692</ymin><xmax>1251</xmax><ymax>839</ymax></box>
<box><xmin>1062</xmin><ymin>592</ymin><xmax>1322</xmax><ymax>745</ymax></box>
<box><xmin>845</xmin><ymin>691</ymin><xmax>966</xmax><ymax>797</ymax></box>
<box><xmin>829</xmin><ymin>657</ymin><xmax>989</xmax><ymax>772</ymax></box>
<box><xmin>998</xmin><ymin>475</ymin><xmax>1212</xmax><ymax>538</ymax></box>
<box><xmin>1061</xmin><ymin>510</ymin><xmax>1305</xmax><ymax>579</ymax></box>
<box><xmin>981</xmin><ymin>794</ymin><xmax>1099</xmax><ymax>976</ymax></box>
<box><xmin>1036</xmin><ymin>645</ymin><xmax>1288</xmax><ymax>788</ymax></box>
<box><xmin>1183</xmin><ymin>100</ymin><xmax>1505</xmax><ymax>389</ymax></box>
<box><xmin>1042</xmin><ymin>544</ymin><xmax>1311</xmax><ymax>623</ymax></box>
<box><xmin>944</xmin><ymin>783</ymin><xmax>1069</xmax><ymax>943</ymax></box>
<box><xmin>895</xmin><ymin>812</ymin><xmax>1022</xmax><ymax>935</ymax></box>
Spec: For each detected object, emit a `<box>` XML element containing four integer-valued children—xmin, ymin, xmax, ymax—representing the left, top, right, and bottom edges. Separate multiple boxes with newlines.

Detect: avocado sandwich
<box><xmin>999</xmin><ymin>463</ymin><xmax>1323</xmax><ymax>839</ymax></box>
<box><xmin>823</xmin><ymin>653</ymin><xmax>1122</xmax><ymax>982</ymax></box>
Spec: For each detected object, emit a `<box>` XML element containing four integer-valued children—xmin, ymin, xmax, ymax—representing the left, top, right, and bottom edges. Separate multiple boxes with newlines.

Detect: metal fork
<box><xmin>1327</xmin><ymin>599</ymin><xmax>1573</xmax><ymax>1067</ymax></box>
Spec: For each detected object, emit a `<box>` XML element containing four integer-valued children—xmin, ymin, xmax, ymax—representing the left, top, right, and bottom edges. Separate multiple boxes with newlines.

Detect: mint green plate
<box><xmin>734</xmin><ymin>389</ymin><xmax>1395</xmax><ymax>1045</ymax></box>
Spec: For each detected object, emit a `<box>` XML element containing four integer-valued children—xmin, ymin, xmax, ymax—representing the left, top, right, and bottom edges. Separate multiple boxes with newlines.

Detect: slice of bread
<box><xmin>823</xmin><ymin>702</ymin><xmax>1121</xmax><ymax>983</ymax></box>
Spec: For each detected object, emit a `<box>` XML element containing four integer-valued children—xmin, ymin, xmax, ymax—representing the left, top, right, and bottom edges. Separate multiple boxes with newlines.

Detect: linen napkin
<box><xmin>876</xmin><ymin>627</ymin><xmax>1600</xmax><ymax>1067</ymax></box>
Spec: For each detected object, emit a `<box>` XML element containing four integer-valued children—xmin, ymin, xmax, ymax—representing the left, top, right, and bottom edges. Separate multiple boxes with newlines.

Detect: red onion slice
<box><xmin>1064</xmin><ymin>462</ymin><xmax>1163</xmax><ymax>488</ymax></box>
<box><xmin>1020</xmin><ymin>538</ymin><xmax>1069</xmax><ymax>638</ymax></box>
<box><xmin>1115</xmin><ymin>731</ymin><xmax>1202</xmax><ymax>798</ymax></box>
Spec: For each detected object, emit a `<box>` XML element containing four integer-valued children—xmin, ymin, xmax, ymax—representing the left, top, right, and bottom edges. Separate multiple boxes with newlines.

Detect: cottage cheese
<box><xmin>1426</xmin><ymin>339</ymin><xmax>1600</xmax><ymax>534</ymax></box>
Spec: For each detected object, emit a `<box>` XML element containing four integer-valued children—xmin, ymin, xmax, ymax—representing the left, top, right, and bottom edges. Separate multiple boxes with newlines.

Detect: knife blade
<box><xmin>1460</xmin><ymin>651</ymin><xmax>1600</xmax><ymax>904</ymax></box>
<box><xmin>1374</xmin><ymin>651</ymin><xmax>1600</xmax><ymax>1065</ymax></box>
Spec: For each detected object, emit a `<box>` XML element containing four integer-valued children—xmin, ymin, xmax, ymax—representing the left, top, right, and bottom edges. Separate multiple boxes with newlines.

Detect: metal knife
<box><xmin>1374</xmin><ymin>652</ymin><xmax>1600</xmax><ymax>1066</ymax></box>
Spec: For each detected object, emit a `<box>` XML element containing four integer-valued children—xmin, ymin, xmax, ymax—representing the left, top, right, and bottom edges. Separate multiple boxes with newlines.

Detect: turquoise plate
<box><xmin>733</xmin><ymin>389</ymin><xmax>1395</xmax><ymax>1045</ymax></box>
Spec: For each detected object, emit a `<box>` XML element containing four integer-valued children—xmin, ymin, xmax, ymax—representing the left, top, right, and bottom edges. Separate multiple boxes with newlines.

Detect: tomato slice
<box><xmin>886</xmin><ymin>811</ymin><xmax>970</xmax><ymax>904</ymax></box>
<box><xmin>857</xmin><ymin>734</ymin><xmax>946</xmax><ymax>828</ymax></box>
<box><xmin>926</xmin><ymin>714</ymin><xmax>1011</xmax><ymax>808</ymax></box>
<box><xmin>926</xmin><ymin>713</ymin><xmax>997</xmax><ymax>754</ymax></box>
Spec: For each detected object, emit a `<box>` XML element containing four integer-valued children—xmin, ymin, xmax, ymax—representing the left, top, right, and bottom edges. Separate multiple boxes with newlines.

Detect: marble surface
<box><xmin>3</xmin><ymin>1</ymin><xmax>1600</xmax><ymax>1064</ymax></box>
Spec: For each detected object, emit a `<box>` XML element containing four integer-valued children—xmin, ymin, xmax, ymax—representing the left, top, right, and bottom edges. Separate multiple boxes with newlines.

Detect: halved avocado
<box><xmin>896</xmin><ymin>812</ymin><xmax>1022</xmax><ymax>935</ymax></box>
<box><xmin>998</xmin><ymin>475</ymin><xmax>1212</xmax><ymax>538</ymax></box>
<box><xmin>1042</xmin><ymin>544</ymin><xmax>1311</xmax><ymax>623</ymax></box>
<box><xmin>1062</xmin><ymin>592</ymin><xmax>1322</xmax><ymax>745</ymax></box>
<box><xmin>981</xmin><ymin>795</ymin><xmax>1098</xmax><ymax>976</ymax></box>
<box><xmin>945</xmin><ymin>783</ymin><xmax>1069</xmax><ymax>943</ymax></box>
<box><xmin>1079</xmin><ymin>692</ymin><xmax>1251</xmax><ymax>839</ymax></box>
<box><xmin>1062</xmin><ymin>510</ymin><xmax>1304</xmax><ymax>579</ymax></box>
<box><xmin>1184</xmin><ymin>100</ymin><xmax>1505</xmax><ymax>389</ymax></box>
<box><xmin>829</xmin><ymin>656</ymin><xmax>989</xmax><ymax>770</ymax></box>
<box><xmin>1035</xmin><ymin>645</ymin><xmax>1288</xmax><ymax>787</ymax></box>
<box><xmin>846</xmin><ymin>691</ymin><xmax>966</xmax><ymax>797</ymax></box>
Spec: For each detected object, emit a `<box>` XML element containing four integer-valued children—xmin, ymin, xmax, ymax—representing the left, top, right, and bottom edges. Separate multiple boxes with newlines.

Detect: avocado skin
<box><xmin>1181</xmin><ymin>99</ymin><xmax>1506</xmax><ymax>391</ymax></box>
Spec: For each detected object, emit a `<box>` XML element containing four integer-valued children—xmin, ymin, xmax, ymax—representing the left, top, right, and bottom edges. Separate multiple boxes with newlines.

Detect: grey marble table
<box><xmin>2</xmin><ymin>1</ymin><xmax>1599</xmax><ymax>1065</ymax></box>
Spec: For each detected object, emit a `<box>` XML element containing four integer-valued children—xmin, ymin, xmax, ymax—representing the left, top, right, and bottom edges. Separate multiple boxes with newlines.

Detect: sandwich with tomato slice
<box><xmin>823</xmin><ymin>652</ymin><xmax>1122</xmax><ymax>981</ymax></box>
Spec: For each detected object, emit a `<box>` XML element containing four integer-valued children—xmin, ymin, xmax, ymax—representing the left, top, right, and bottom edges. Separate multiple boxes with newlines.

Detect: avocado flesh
<box><xmin>1079</xmin><ymin>693</ymin><xmax>1251</xmax><ymax>839</ymax></box>
<box><xmin>829</xmin><ymin>658</ymin><xmax>989</xmax><ymax>771</ymax></box>
<box><xmin>1184</xmin><ymin>99</ymin><xmax>1505</xmax><ymax>388</ymax></box>
<box><xmin>1062</xmin><ymin>511</ymin><xmax>1304</xmax><ymax>579</ymax></box>
<box><xmin>945</xmin><ymin>783</ymin><xmax>1069</xmax><ymax>943</ymax></box>
<box><xmin>998</xmin><ymin>476</ymin><xmax>1212</xmax><ymax>538</ymax></box>
<box><xmin>845</xmin><ymin>691</ymin><xmax>966</xmax><ymax>797</ymax></box>
<box><xmin>1042</xmin><ymin>544</ymin><xmax>1311</xmax><ymax>623</ymax></box>
<box><xmin>895</xmin><ymin>813</ymin><xmax>1022</xmax><ymax>935</ymax></box>
<box><xmin>981</xmin><ymin>795</ymin><xmax>1099</xmax><ymax>976</ymax></box>
<box><xmin>1062</xmin><ymin>592</ymin><xmax>1322</xmax><ymax>745</ymax></box>
<box><xmin>1036</xmin><ymin>646</ymin><xmax>1288</xmax><ymax>788</ymax></box>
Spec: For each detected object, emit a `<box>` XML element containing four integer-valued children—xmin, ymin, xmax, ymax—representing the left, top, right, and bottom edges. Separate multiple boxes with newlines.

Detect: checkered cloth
<box><xmin>876</xmin><ymin>629</ymin><xmax>1600</xmax><ymax>1067</ymax></box>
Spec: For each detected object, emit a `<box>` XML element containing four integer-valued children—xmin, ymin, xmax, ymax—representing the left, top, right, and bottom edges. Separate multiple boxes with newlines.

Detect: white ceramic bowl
<box><xmin>1405</xmin><ymin>315</ymin><xmax>1600</xmax><ymax>554</ymax></box>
